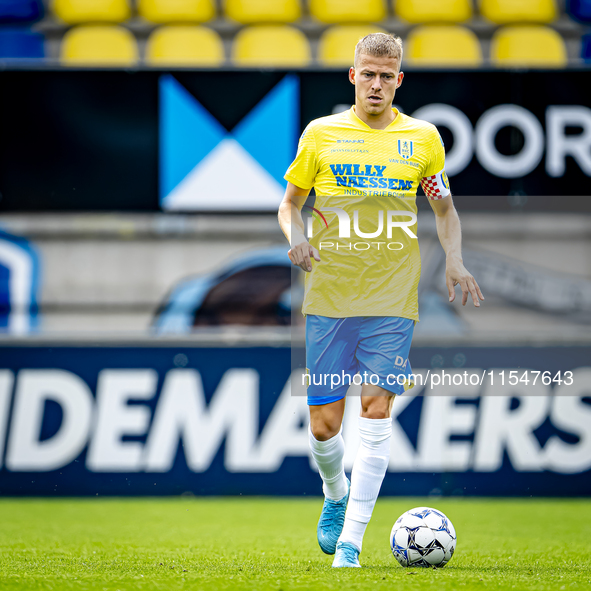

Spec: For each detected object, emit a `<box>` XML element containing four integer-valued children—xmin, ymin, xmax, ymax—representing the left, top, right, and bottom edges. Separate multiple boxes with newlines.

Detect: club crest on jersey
<box><xmin>398</xmin><ymin>139</ymin><xmax>413</xmax><ymax>160</ymax></box>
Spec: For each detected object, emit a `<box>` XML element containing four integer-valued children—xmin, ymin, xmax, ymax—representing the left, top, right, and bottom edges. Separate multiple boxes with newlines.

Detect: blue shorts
<box><xmin>305</xmin><ymin>315</ymin><xmax>415</xmax><ymax>406</ymax></box>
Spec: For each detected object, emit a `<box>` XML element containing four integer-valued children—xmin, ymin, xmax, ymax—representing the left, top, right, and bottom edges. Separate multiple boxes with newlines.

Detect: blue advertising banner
<box><xmin>1</xmin><ymin>70</ymin><xmax>591</xmax><ymax>211</ymax></box>
<box><xmin>0</xmin><ymin>344</ymin><xmax>589</xmax><ymax>496</ymax></box>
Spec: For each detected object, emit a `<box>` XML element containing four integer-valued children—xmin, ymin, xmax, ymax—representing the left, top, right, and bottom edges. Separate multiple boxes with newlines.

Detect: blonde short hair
<box><xmin>354</xmin><ymin>32</ymin><xmax>403</xmax><ymax>68</ymax></box>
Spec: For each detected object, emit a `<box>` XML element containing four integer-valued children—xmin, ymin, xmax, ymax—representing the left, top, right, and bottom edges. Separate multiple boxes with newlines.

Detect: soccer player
<box><xmin>277</xmin><ymin>33</ymin><xmax>483</xmax><ymax>568</ymax></box>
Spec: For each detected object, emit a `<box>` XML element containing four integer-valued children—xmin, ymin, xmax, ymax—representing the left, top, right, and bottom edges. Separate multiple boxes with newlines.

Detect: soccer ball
<box><xmin>390</xmin><ymin>506</ymin><xmax>456</xmax><ymax>568</ymax></box>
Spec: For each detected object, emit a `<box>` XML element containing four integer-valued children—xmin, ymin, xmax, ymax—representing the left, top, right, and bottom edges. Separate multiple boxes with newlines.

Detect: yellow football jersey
<box><xmin>284</xmin><ymin>106</ymin><xmax>450</xmax><ymax>320</ymax></box>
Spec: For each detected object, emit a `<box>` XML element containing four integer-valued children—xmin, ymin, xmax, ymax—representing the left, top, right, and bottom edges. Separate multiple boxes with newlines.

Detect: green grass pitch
<box><xmin>0</xmin><ymin>497</ymin><xmax>589</xmax><ymax>590</ymax></box>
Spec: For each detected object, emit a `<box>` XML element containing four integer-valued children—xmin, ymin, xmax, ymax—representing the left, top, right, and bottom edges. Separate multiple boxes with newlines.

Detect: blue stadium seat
<box><xmin>153</xmin><ymin>247</ymin><xmax>295</xmax><ymax>333</ymax></box>
<box><xmin>0</xmin><ymin>28</ymin><xmax>44</xmax><ymax>58</ymax></box>
<box><xmin>566</xmin><ymin>0</ymin><xmax>591</xmax><ymax>23</ymax></box>
<box><xmin>582</xmin><ymin>33</ymin><xmax>591</xmax><ymax>62</ymax></box>
<box><xmin>0</xmin><ymin>0</ymin><xmax>43</xmax><ymax>23</ymax></box>
<box><xmin>0</xmin><ymin>230</ymin><xmax>39</xmax><ymax>334</ymax></box>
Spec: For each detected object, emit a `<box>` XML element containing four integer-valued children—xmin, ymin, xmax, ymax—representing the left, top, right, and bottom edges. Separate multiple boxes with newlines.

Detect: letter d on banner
<box><xmin>6</xmin><ymin>370</ymin><xmax>93</xmax><ymax>471</ymax></box>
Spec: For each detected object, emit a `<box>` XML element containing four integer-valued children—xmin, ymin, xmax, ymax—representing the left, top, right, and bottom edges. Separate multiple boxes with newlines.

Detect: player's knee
<box><xmin>360</xmin><ymin>398</ymin><xmax>391</xmax><ymax>419</ymax></box>
<box><xmin>310</xmin><ymin>417</ymin><xmax>341</xmax><ymax>441</ymax></box>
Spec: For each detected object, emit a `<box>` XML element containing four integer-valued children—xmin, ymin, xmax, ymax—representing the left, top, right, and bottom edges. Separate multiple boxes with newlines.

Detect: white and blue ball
<box><xmin>390</xmin><ymin>506</ymin><xmax>456</xmax><ymax>568</ymax></box>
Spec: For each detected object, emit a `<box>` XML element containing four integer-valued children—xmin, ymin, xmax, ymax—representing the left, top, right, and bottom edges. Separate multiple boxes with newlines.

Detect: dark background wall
<box><xmin>1</xmin><ymin>69</ymin><xmax>590</xmax><ymax>211</ymax></box>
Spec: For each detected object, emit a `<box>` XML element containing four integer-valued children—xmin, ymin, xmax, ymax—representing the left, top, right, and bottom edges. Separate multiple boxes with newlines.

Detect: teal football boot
<box><xmin>332</xmin><ymin>541</ymin><xmax>361</xmax><ymax>568</ymax></box>
<box><xmin>317</xmin><ymin>478</ymin><xmax>350</xmax><ymax>555</ymax></box>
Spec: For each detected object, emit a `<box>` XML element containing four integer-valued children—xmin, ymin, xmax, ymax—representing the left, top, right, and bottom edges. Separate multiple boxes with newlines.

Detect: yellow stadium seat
<box><xmin>53</xmin><ymin>0</ymin><xmax>130</xmax><ymax>24</ymax></box>
<box><xmin>309</xmin><ymin>0</ymin><xmax>386</xmax><ymax>24</ymax></box>
<box><xmin>225</xmin><ymin>0</ymin><xmax>301</xmax><ymax>24</ymax></box>
<box><xmin>233</xmin><ymin>25</ymin><xmax>310</xmax><ymax>67</ymax></box>
<box><xmin>480</xmin><ymin>0</ymin><xmax>557</xmax><ymax>24</ymax></box>
<box><xmin>61</xmin><ymin>25</ymin><xmax>138</xmax><ymax>65</ymax></box>
<box><xmin>395</xmin><ymin>0</ymin><xmax>472</xmax><ymax>24</ymax></box>
<box><xmin>146</xmin><ymin>26</ymin><xmax>224</xmax><ymax>65</ymax></box>
<box><xmin>138</xmin><ymin>0</ymin><xmax>215</xmax><ymax>24</ymax></box>
<box><xmin>406</xmin><ymin>25</ymin><xmax>483</xmax><ymax>67</ymax></box>
<box><xmin>318</xmin><ymin>25</ymin><xmax>388</xmax><ymax>66</ymax></box>
<box><xmin>491</xmin><ymin>25</ymin><xmax>567</xmax><ymax>67</ymax></box>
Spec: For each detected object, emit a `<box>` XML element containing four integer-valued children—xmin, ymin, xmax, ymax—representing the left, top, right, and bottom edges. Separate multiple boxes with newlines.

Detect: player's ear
<box><xmin>396</xmin><ymin>71</ymin><xmax>404</xmax><ymax>88</ymax></box>
<box><xmin>349</xmin><ymin>67</ymin><xmax>355</xmax><ymax>85</ymax></box>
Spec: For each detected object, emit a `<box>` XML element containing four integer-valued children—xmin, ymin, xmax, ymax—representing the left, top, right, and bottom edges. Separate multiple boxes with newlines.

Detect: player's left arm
<box><xmin>429</xmin><ymin>195</ymin><xmax>484</xmax><ymax>307</ymax></box>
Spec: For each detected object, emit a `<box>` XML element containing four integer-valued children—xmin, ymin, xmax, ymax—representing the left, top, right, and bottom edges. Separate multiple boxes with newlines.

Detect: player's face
<box><xmin>349</xmin><ymin>54</ymin><xmax>404</xmax><ymax>118</ymax></box>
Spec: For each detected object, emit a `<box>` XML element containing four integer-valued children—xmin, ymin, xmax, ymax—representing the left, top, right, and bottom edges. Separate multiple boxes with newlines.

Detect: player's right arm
<box><xmin>278</xmin><ymin>182</ymin><xmax>320</xmax><ymax>272</ymax></box>
<box><xmin>280</xmin><ymin>122</ymin><xmax>321</xmax><ymax>272</ymax></box>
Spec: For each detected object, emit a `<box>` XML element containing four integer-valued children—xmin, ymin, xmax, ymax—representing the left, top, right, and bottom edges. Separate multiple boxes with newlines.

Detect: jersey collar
<box><xmin>348</xmin><ymin>106</ymin><xmax>402</xmax><ymax>131</ymax></box>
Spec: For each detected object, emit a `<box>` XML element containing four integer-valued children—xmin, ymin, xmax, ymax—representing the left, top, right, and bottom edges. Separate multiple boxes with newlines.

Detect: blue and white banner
<box><xmin>0</xmin><ymin>344</ymin><xmax>589</xmax><ymax>496</ymax></box>
<box><xmin>0</xmin><ymin>231</ymin><xmax>39</xmax><ymax>335</ymax></box>
<box><xmin>159</xmin><ymin>75</ymin><xmax>299</xmax><ymax>211</ymax></box>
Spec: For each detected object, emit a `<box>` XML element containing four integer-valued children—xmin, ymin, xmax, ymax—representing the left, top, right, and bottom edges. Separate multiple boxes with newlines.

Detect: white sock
<box><xmin>309</xmin><ymin>426</ymin><xmax>348</xmax><ymax>501</ymax></box>
<box><xmin>339</xmin><ymin>416</ymin><xmax>392</xmax><ymax>553</ymax></box>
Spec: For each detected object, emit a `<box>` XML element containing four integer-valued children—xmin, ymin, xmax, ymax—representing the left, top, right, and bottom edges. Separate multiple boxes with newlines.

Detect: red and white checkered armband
<box><xmin>420</xmin><ymin>169</ymin><xmax>451</xmax><ymax>200</ymax></box>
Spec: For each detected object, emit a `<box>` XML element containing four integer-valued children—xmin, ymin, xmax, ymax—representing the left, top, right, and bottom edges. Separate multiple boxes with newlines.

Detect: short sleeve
<box><xmin>420</xmin><ymin>128</ymin><xmax>451</xmax><ymax>201</ymax></box>
<box><xmin>284</xmin><ymin>125</ymin><xmax>319</xmax><ymax>190</ymax></box>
